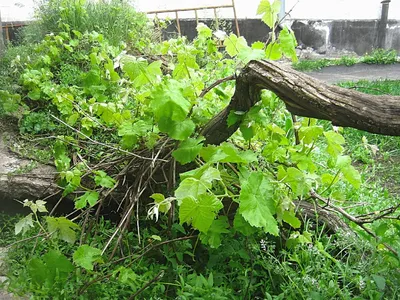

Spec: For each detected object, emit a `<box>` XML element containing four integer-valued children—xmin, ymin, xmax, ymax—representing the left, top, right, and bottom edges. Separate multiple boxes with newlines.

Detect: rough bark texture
<box><xmin>294</xmin><ymin>201</ymin><xmax>354</xmax><ymax>235</ymax></box>
<box><xmin>202</xmin><ymin>60</ymin><xmax>400</xmax><ymax>145</ymax></box>
<box><xmin>0</xmin><ymin>121</ymin><xmax>58</xmax><ymax>215</ymax></box>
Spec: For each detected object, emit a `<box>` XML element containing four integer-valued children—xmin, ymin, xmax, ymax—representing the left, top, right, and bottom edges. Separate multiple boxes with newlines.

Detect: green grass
<box><xmin>293</xmin><ymin>49</ymin><xmax>399</xmax><ymax>72</ymax></box>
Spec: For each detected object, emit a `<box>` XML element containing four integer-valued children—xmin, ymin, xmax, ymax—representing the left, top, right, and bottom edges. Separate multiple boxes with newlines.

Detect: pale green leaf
<box><xmin>158</xmin><ymin>118</ymin><xmax>195</xmax><ymax>141</ymax></box>
<box><xmin>75</xmin><ymin>191</ymin><xmax>99</xmax><ymax>209</ymax></box>
<box><xmin>299</xmin><ymin>126</ymin><xmax>324</xmax><ymax>144</ymax></box>
<box><xmin>324</xmin><ymin>131</ymin><xmax>345</xmax><ymax>158</ymax></box>
<box><xmin>199</xmin><ymin>217</ymin><xmax>230</xmax><ymax>248</ymax></box>
<box><xmin>46</xmin><ymin>217</ymin><xmax>80</xmax><ymax>244</ymax></box>
<box><xmin>223</xmin><ymin>34</ymin><xmax>248</xmax><ymax>57</ymax></box>
<box><xmin>282</xmin><ymin>210</ymin><xmax>301</xmax><ymax>229</ymax></box>
<box><xmin>279</xmin><ymin>26</ymin><xmax>298</xmax><ymax>62</ymax></box>
<box><xmin>257</xmin><ymin>0</ymin><xmax>281</xmax><ymax>28</ymax></box>
<box><xmin>341</xmin><ymin>165</ymin><xmax>361</xmax><ymax>189</ymax></box>
<box><xmin>233</xmin><ymin>213</ymin><xmax>257</xmax><ymax>236</ymax></box>
<box><xmin>239</xmin><ymin>172</ymin><xmax>279</xmax><ymax>235</ymax></box>
<box><xmin>73</xmin><ymin>245</ymin><xmax>103</xmax><ymax>271</ymax></box>
<box><xmin>265</xmin><ymin>42</ymin><xmax>282</xmax><ymax>60</ymax></box>
<box><xmin>175</xmin><ymin>178</ymin><xmax>207</xmax><ymax>203</ymax></box>
<box><xmin>336</xmin><ymin>155</ymin><xmax>351</xmax><ymax>169</ymax></box>
<box><xmin>15</xmin><ymin>213</ymin><xmax>34</xmax><ymax>235</ymax></box>
<box><xmin>172</xmin><ymin>137</ymin><xmax>204</xmax><ymax>164</ymax></box>
<box><xmin>179</xmin><ymin>194</ymin><xmax>223</xmax><ymax>233</ymax></box>
<box><xmin>197</xmin><ymin>23</ymin><xmax>212</xmax><ymax>39</ymax></box>
<box><xmin>94</xmin><ymin>170</ymin><xmax>116</xmax><ymax>188</ymax></box>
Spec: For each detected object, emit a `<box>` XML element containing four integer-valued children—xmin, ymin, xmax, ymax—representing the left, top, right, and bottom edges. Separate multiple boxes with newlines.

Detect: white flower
<box><xmin>213</xmin><ymin>30</ymin><xmax>227</xmax><ymax>41</ymax></box>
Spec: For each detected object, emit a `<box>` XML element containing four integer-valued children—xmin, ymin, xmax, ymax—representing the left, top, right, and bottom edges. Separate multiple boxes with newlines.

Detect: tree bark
<box><xmin>202</xmin><ymin>60</ymin><xmax>400</xmax><ymax>145</ymax></box>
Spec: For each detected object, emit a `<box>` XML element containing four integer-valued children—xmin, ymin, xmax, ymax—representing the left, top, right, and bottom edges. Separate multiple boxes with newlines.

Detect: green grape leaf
<box><xmin>15</xmin><ymin>213</ymin><xmax>34</xmax><ymax>235</ymax></box>
<box><xmin>336</xmin><ymin>155</ymin><xmax>351</xmax><ymax>169</ymax></box>
<box><xmin>265</xmin><ymin>42</ymin><xmax>282</xmax><ymax>60</ymax></box>
<box><xmin>282</xmin><ymin>210</ymin><xmax>301</xmax><ymax>228</ymax></box>
<box><xmin>240</xmin><ymin>123</ymin><xmax>255</xmax><ymax>140</ymax></box>
<box><xmin>158</xmin><ymin>118</ymin><xmax>195</xmax><ymax>141</ymax></box>
<box><xmin>28</xmin><ymin>89</ymin><xmax>41</xmax><ymax>100</ymax></box>
<box><xmin>175</xmin><ymin>178</ymin><xmax>207</xmax><ymax>204</ymax></box>
<box><xmin>73</xmin><ymin>245</ymin><xmax>103</xmax><ymax>271</ymax></box>
<box><xmin>42</xmin><ymin>250</ymin><xmax>74</xmax><ymax>281</ymax></box>
<box><xmin>252</xmin><ymin>41</ymin><xmax>265</xmax><ymax>50</ymax></box>
<box><xmin>199</xmin><ymin>217</ymin><xmax>230</xmax><ymax>248</ymax></box>
<box><xmin>120</xmin><ymin>56</ymin><xmax>148</xmax><ymax>82</ymax></box>
<box><xmin>299</xmin><ymin>126</ymin><xmax>324</xmax><ymax>144</ymax></box>
<box><xmin>257</xmin><ymin>0</ymin><xmax>281</xmax><ymax>29</ymax></box>
<box><xmin>150</xmin><ymin>80</ymin><xmax>191</xmax><ymax>122</ymax></box>
<box><xmin>27</xmin><ymin>258</ymin><xmax>48</xmax><ymax>286</ymax></box>
<box><xmin>324</xmin><ymin>131</ymin><xmax>345</xmax><ymax>158</ymax></box>
<box><xmin>172</xmin><ymin>137</ymin><xmax>204</xmax><ymax>164</ymax></box>
<box><xmin>200</xmin><ymin>143</ymin><xmax>257</xmax><ymax>164</ymax></box>
<box><xmin>233</xmin><ymin>213</ymin><xmax>257</xmax><ymax>236</ymax></box>
<box><xmin>197</xmin><ymin>23</ymin><xmax>212</xmax><ymax>39</ymax></box>
<box><xmin>23</xmin><ymin>199</ymin><xmax>48</xmax><ymax>214</ymax></box>
<box><xmin>239</xmin><ymin>172</ymin><xmax>279</xmax><ymax>235</ymax></box>
<box><xmin>46</xmin><ymin>217</ymin><xmax>80</xmax><ymax>244</ymax></box>
<box><xmin>341</xmin><ymin>165</ymin><xmax>361</xmax><ymax>189</ymax></box>
<box><xmin>179</xmin><ymin>194</ymin><xmax>223</xmax><ymax>233</ymax></box>
<box><xmin>134</xmin><ymin>60</ymin><xmax>162</xmax><ymax>87</ymax></box>
<box><xmin>223</xmin><ymin>34</ymin><xmax>248</xmax><ymax>57</ymax></box>
<box><xmin>75</xmin><ymin>191</ymin><xmax>99</xmax><ymax>209</ymax></box>
<box><xmin>94</xmin><ymin>170</ymin><xmax>116</xmax><ymax>188</ymax></box>
<box><xmin>280</xmin><ymin>167</ymin><xmax>310</xmax><ymax>197</ymax></box>
<box><xmin>237</xmin><ymin>47</ymin><xmax>265</xmax><ymax>64</ymax></box>
<box><xmin>279</xmin><ymin>26</ymin><xmax>298</xmax><ymax>62</ymax></box>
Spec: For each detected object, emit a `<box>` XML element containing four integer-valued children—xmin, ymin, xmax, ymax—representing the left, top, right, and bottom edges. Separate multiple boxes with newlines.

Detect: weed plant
<box><xmin>19</xmin><ymin>0</ymin><xmax>153</xmax><ymax>50</ymax></box>
<box><xmin>294</xmin><ymin>49</ymin><xmax>399</xmax><ymax>72</ymax></box>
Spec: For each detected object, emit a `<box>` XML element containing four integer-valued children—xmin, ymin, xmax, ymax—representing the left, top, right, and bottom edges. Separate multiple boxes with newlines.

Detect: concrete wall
<box><xmin>136</xmin><ymin>0</ymin><xmax>400</xmax><ymax>20</ymax></box>
<box><xmin>1</xmin><ymin>0</ymin><xmax>399</xmax><ymax>54</ymax></box>
<box><xmin>2</xmin><ymin>0</ymin><xmax>399</xmax><ymax>22</ymax></box>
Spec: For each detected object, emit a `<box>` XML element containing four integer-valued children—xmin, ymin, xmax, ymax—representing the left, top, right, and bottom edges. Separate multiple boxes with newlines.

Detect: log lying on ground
<box><xmin>202</xmin><ymin>60</ymin><xmax>400</xmax><ymax>145</ymax></box>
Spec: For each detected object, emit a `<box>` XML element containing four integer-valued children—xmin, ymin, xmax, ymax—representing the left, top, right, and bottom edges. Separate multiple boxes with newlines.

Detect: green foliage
<box><xmin>1</xmin><ymin>1</ymin><xmax>400</xmax><ymax>299</ymax></box>
<box><xmin>73</xmin><ymin>245</ymin><xmax>103</xmax><ymax>271</ymax></box>
<box><xmin>363</xmin><ymin>49</ymin><xmax>398</xmax><ymax>65</ymax></box>
<box><xmin>239</xmin><ymin>172</ymin><xmax>279</xmax><ymax>235</ymax></box>
<box><xmin>20</xmin><ymin>0</ymin><xmax>152</xmax><ymax>50</ymax></box>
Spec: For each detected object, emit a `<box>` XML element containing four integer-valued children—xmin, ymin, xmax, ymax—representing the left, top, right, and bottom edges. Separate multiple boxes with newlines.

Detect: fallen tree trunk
<box><xmin>202</xmin><ymin>60</ymin><xmax>400</xmax><ymax>145</ymax></box>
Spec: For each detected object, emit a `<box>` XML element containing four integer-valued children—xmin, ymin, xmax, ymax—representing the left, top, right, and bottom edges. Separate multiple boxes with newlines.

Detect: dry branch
<box><xmin>202</xmin><ymin>60</ymin><xmax>400</xmax><ymax>145</ymax></box>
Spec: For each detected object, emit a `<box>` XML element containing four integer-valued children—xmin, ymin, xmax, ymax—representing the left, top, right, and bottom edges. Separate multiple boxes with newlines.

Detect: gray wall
<box><xmin>164</xmin><ymin>18</ymin><xmax>400</xmax><ymax>55</ymax></box>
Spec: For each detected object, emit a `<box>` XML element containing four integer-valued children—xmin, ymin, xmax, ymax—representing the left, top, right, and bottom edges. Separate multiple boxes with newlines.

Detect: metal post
<box><xmin>279</xmin><ymin>0</ymin><xmax>286</xmax><ymax>23</ymax></box>
<box><xmin>378</xmin><ymin>0</ymin><xmax>391</xmax><ymax>49</ymax></box>
<box><xmin>195</xmin><ymin>10</ymin><xmax>198</xmax><ymax>25</ymax></box>
<box><xmin>175</xmin><ymin>11</ymin><xmax>181</xmax><ymax>36</ymax></box>
<box><xmin>214</xmin><ymin>8</ymin><xmax>219</xmax><ymax>30</ymax></box>
<box><xmin>231</xmin><ymin>0</ymin><xmax>240</xmax><ymax>36</ymax></box>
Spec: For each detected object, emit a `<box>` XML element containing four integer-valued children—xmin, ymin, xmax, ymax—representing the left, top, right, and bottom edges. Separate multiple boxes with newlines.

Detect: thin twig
<box><xmin>129</xmin><ymin>271</ymin><xmax>164</xmax><ymax>299</ymax></box>
<box><xmin>199</xmin><ymin>74</ymin><xmax>235</xmax><ymax>98</ymax></box>
<box><xmin>310</xmin><ymin>190</ymin><xmax>397</xmax><ymax>255</ymax></box>
<box><xmin>6</xmin><ymin>232</ymin><xmax>47</xmax><ymax>249</ymax></box>
<box><xmin>51</xmin><ymin>114</ymin><xmax>167</xmax><ymax>162</ymax></box>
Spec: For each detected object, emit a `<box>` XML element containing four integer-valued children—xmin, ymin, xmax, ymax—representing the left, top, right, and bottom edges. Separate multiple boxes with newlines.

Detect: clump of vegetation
<box><xmin>19</xmin><ymin>0</ymin><xmax>153</xmax><ymax>50</ymax></box>
<box><xmin>363</xmin><ymin>49</ymin><xmax>398</xmax><ymax>65</ymax></box>
<box><xmin>293</xmin><ymin>49</ymin><xmax>399</xmax><ymax>71</ymax></box>
<box><xmin>0</xmin><ymin>0</ymin><xmax>400</xmax><ymax>299</ymax></box>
